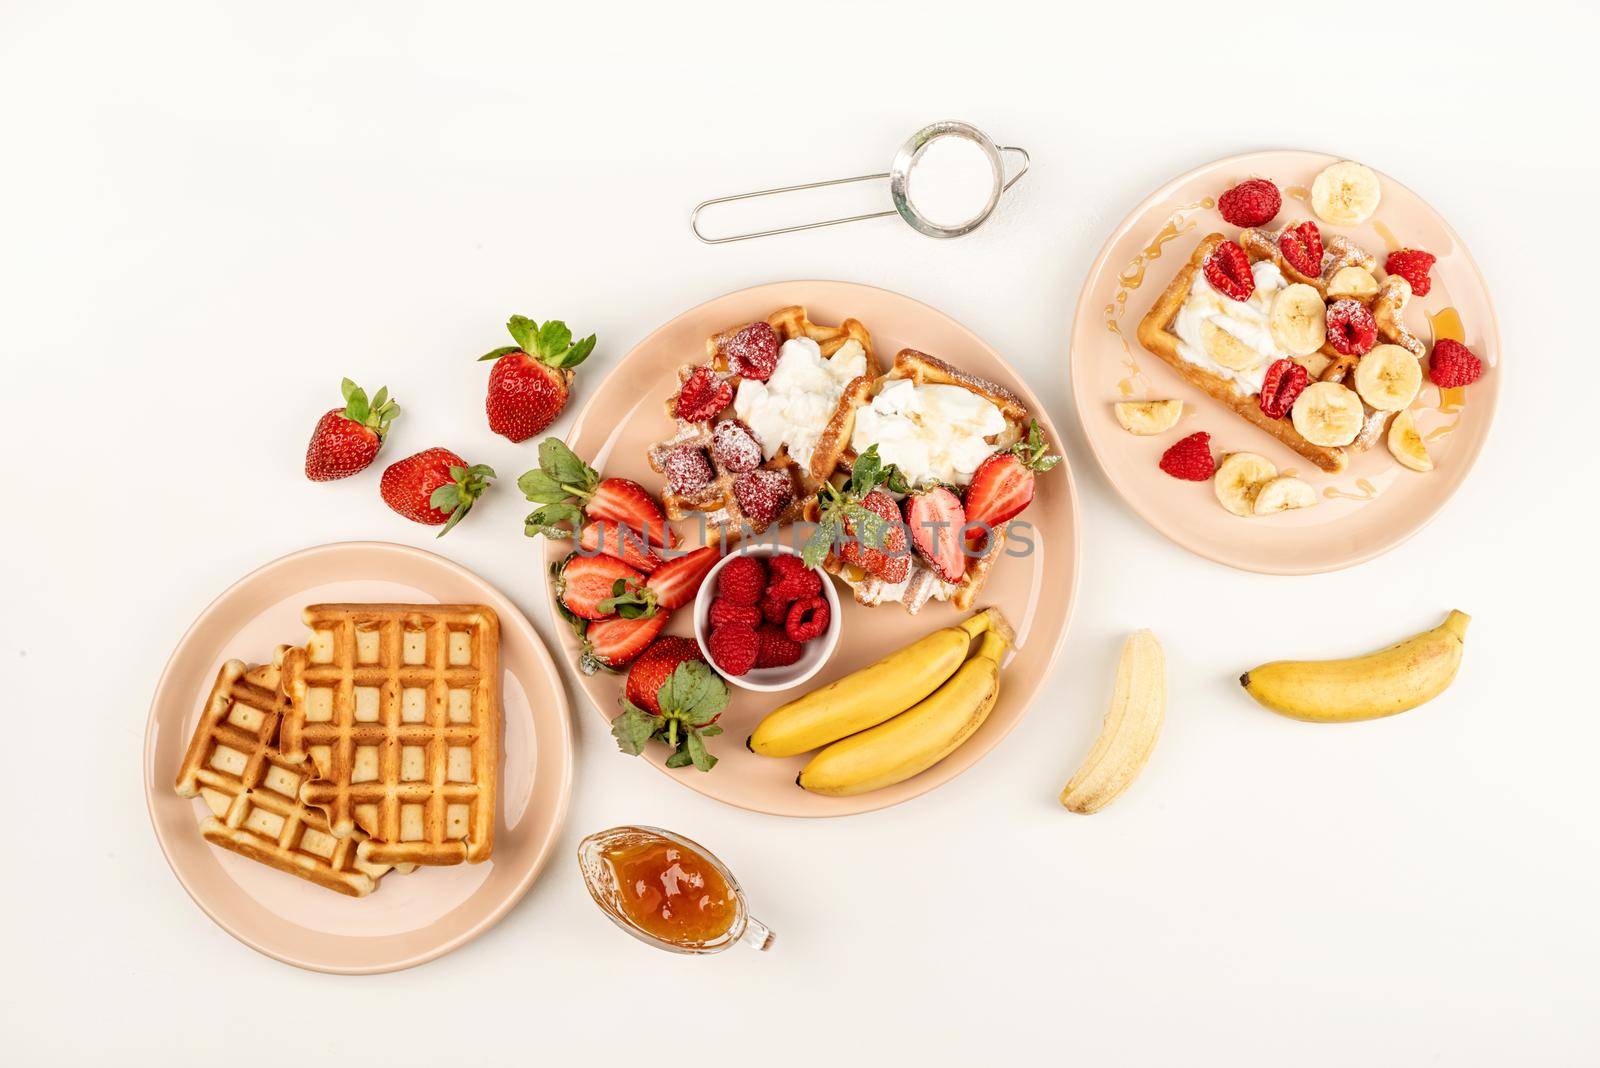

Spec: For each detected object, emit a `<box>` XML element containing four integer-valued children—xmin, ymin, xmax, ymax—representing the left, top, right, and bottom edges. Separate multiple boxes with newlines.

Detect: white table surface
<box><xmin>4</xmin><ymin>2</ymin><xmax>1597</xmax><ymax>1063</ymax></box>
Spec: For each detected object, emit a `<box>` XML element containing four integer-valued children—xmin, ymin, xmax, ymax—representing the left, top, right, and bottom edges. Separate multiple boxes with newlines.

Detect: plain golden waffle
<box><xmin>173</xmin><ymin>654</ymin><xmax>399</xmax><ymax>897</ymax></box>
<box><xmin>279</xmin><ymin>604</ymin><xmax>500</xmax><ymax>866</ymax></box>
<box><xmin>647</xmin><ymin>305</ymin><xmax>878</xmax><ymax>535</ymax></box>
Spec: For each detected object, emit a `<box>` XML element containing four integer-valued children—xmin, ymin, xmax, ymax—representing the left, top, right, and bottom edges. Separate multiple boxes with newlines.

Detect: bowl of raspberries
<box><xmin>693</xmin><ymin>544</ymin><xmax>840</xmax><ymax>692</ymax></box>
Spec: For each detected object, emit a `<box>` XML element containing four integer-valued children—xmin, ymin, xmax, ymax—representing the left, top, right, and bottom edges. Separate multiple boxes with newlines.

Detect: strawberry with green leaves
<box><xmin>518</xmin><ymin>438</ymin><xmax>673</xmax><ymax>547</ymax></box>
<box><xmin>480</xmin><ymin>316</ymin><xmax>596</xmax><ymax>442</ymax></box>
<box><xmin>963</xmin><ymin>421</ymin><xmax>1060</xmax><ymax>553</ymax></box>
<box><xmin>379</xmin><ymin>448</ymin><xmax>495</xmax><ymax>537</ymax></box>
<box><xmin>611</xmin><ymin>658</ymin><xmax>728</xmax><ymax>772</ymax></box>
<box><xmin>802</xmin><ymin>446</ymin><xmax>912</xmax><ymax>582</ymax></box>
<box><xmin>304</xmin><ymin>378</ymin><xmax>400</xmax><ymax>481</ymax></box>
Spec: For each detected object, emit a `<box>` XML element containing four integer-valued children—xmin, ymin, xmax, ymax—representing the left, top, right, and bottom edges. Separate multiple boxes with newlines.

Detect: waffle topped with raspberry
<box><xmin>646</xmin><ymin>306</ymin><xmax>878</xmax><ymax>536</ymax></box>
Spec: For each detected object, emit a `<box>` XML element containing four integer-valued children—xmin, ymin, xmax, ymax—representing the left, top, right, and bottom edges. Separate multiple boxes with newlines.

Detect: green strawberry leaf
<box><xmin>517</xmin><ymin>468</ymin><xmax>568</xmax><ymax>503</ymax></box>
<box><xmin>683</xmin><ymin>730</ymin><xmax>717</xmax><ymax>772</ymax></box>
<box><xmin>479</xmin><ymin>345</ymin><xmax>520</xmax><ymax>362</ymax></box>
<box><xmin>848</xmin><ymin>445</ymin><xmax>883</xmax><ymax>495</ymax></box>
<box><xmin>536</xmin><ymin>320</ymin><xmax>572</xmax><ymax>359</ymax></box>
<box><xmin>340</xmin><ymin>377</ymin><xmax>359</xmax><ymax>402</ymax></box>
<box><xmin>370</xmin><ymin>386</ymin><xmax>387</xmax><ymax>410</ymax></box>
<box><xmin>610</xmin><ymin>703</ymin><xmax>662</xmax><ymax>756</ymax></box>
<box><xmin>657</xmin><ymin>661</ymin><xmax>727</xmax><ymax>727</ymax></box>
<box><xmin>883</xmin><ymin>464</ymin><xmax>910</xmax><ymax>495</ymax></box>
<box><xmin>506</xmin><ymin>315</ymin><xmax>539</xmax><ymax>352</ymax></box>
<box><xmin>560</xmin><ymin>333</ymin><xmax>597</xmax><ymax>368</ymax></box>
<box><xmin>430</xmin><ymin>484</ymin><xmax>461</xmax><ymax>512</ymax></box>
<box><xmin>537</xmin><ymin>438</ymin><xmax>598</xmax><ymax>492</ymax></box>
<box><xmin>1013</xmin><ymin>420</ymin><xmax>1062</xmax><ymax>472</ymax></box>
<box><xmin>664</xmin><ymin>743</ymin><xmax>695</xmax><ymax>769</ymax></box>
<box><xmin>524</xmin><ymin>502</ymin><xmax>582</xmax><ymax>539</ymax></box>
<box><xmin>847</xmin><ymin>502</ymin><xmax>888</xmax><ymax>550</ymax></box>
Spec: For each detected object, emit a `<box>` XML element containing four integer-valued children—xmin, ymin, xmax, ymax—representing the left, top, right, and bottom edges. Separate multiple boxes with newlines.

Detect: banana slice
<box><xmin>1200</xmin><ymin>319</ymin><xmax>1265</xmax><ymax>372</ymax></box>
<box><xmin>1296</xmin><ymin>352</ymin><xmax>1334</xmax><ymax>379</ymax></box>
<box><xmin>1113</xmin><ymin>399</ymin><xmax>1183</xmax><ymax>435</ymax></box>
<box><xmin>1214</xmin><ymin>452</ymin><xmax>1278</xmax><ymax>517</ymax></box>
<box><xmin>1326</xmin><ymin>265</ymin><xmax>1379</xmax><ymax>301</ymax></box>
<box><xmin>1291</xmin><ymin>381</ymin><xmax>1364</xmax><ymax>447</ymax></box>
<box><xmin>1269</xmin><ymin>283</ymin><xmax>1328</xmax><ymax>356</ymax></box>
<box><xmin>1353</xmin><ymin>343</ymin><xmax>1422</xmax><ymax>411</ymax></box>
<box><xmin>1387</xmin><ymin>409</ymin><xmax>1434</xmax><ymax>472</ymax></box>
<box><xmin>1253</xmin><ymin>476</ymin><xmax>1318</xmax><ymax>515</ymax></box>
<box><xmin>1311</xmin><ymin>161</ymin><xmax>1381</xmax><ymax>226</ymax></box>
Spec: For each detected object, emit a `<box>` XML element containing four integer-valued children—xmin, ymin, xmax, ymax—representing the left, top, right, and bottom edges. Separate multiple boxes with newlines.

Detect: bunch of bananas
<box><xmin>749</xmin><ymin>608</ymin><xmax>1013</xmax><ymax>797</ymax></box>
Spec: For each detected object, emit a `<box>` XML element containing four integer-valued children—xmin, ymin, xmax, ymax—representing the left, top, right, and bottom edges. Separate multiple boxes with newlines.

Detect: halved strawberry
<box><xmin>587</xmin><ymin>478</ymin><xmax>675</xmax><ymax>548</ymax></box>
<box><xmin>963</xmin><ymin>421</ymin><xmax>1061</xmax><ymax>553</ymax></box>
<box><xmin>520</xmin><ymin>439</ymin><xmax>678</xmax><ymax>547</ymax></box>
<box><xmin>645</xmin><ymin>545</ymin><xmax>721</xmax><ymax>610</ymax></box>
<box><xmin>582</xmin><ymin>610</ymin><xmax>670</xmax><ymax>672</ymax></box>
<box><xmin>578</xmin><ymin>520</ymin><xmax>661</xmax><ymax>574</ymax></box>
<box><xmin>904</xmin><ymin>486</ymin><xmax>966</xmax><ymax>583</ymax></box>
<box><xmin>555</xmin><ymin>552</ymin><xmax>645</xmax><ymax>621</ymax></box>
<box><xmin>1277</xmin><ymin>221</ymin><xmax>1324</xmax><ymax>278</ymax></box>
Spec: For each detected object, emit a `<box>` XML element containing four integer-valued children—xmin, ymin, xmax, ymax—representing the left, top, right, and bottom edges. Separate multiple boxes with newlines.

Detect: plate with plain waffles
<box><xmin>145</xmin><ymin>541</ymin><xmax>572</xmax><ymax>973</ymax></box>
<box><xmin>547</xmin><ymin>280</ymin><xmax>1081</xmax><ymax>817</ymax></box>
<box><xmin>1070</xmin><ymin>149</ymin><xmax>1500</xmax><ymax>575</ymax></box>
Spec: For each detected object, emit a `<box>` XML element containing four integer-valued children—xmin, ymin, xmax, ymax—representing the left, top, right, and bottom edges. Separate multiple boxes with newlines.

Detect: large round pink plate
<box><xmin>1071</xmin><ymin>150</ymin><xmax>1500</xmax><ymax>574</ymax></box>
<box><xmin>145</xmin><ymin>541</ymin><xmax>573</xmax><ymax>973</ymax></box>
<box><xmin>545</xmin><ymin>280</ymin><xmax>1080</xmax><ymax>817</ymax></box>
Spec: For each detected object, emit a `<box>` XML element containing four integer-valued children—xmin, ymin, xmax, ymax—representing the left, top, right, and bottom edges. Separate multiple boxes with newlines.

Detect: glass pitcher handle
<box><xmin>740</xmin><ymin>915</ymin><xmax>775</xmax><ymax>951</ymax></box>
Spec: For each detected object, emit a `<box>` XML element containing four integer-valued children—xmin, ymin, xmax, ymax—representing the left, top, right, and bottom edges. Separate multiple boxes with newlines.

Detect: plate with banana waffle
<box><xmin>543</xmin><ymin>280</ymin><xmax>1079</xmax><ymax>817</ymax></box>
<box><xmin>144</xmin><ymin>541</ymin><xmax>573</xmax><ymax>973</ymax></box>
<box><xmin>1071</xmin><ymin>150</ymin><xmax>1500</xmax><ymax>574</ymax></box>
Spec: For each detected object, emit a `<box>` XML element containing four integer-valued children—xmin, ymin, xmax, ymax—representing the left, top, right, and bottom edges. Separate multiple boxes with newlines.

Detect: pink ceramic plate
<box><xmin>144</xmin><ymin>542</ymin><xmax>573</xmax><ymax>973</ymax></box>
<box><xmin>1071</xmin><ymin>150</ymin><xmax>1500</xmax><ymax>574</ymax></box>
<box><xmin>544</xmin><ymin>280</ymin><xmax>1080</xmax><ymax>817</ymax></box>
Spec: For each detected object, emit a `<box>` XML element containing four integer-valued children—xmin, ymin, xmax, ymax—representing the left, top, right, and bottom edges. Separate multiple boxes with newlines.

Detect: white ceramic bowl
<box><xmin>693</xmin><ymin>543</ymin><xmax>840</xmax><ymax>692</ymax></box>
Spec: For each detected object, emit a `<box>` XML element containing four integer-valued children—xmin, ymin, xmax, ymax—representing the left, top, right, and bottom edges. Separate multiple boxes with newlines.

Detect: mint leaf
<box><xmin>610</xmin><ymin>703</ymin><xmax>662</xmax><ymax>756</ymax></box>
<box><xmin>506</xmin><ymin>315</ymin><xmax>539</xmax><ymax>352</ymax></box>
<box><xmin>802</xmin><ymin>517</ymin><xmax>840</xmax><ymax>568</ymax></box>
<box><xmin>849</xmin><ymin>445</ymin><xmax>882</xmax><ymax>494</ymax></box>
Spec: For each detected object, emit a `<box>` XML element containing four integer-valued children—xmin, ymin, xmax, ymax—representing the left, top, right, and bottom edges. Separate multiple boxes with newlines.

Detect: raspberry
<box><xmin>674</xmin><ymin>366</ymin><xmax>733</xmax><ymax>423</ymax></box>
<box><xmin>766</xmin><ymin>563</ymin><xmax>821</xmax><ymax>602</ymax></box>
<box><xmin>1278</xmin><ymin>221</ymin><xmax>1324</xmax><ymax>278</ymax></box>
<box><xmin>754</xmin><ymin>624</ymin><xmax>804</xmax><ymax>668</ymax></box>
<box><xmin>1217</xmin><ymin>178</ymin><xmax>1281</xmax><ymax>228</ymax></box>
<box><xmin>715</xmin><ymin>555</ymin><xmax>767</xmax><ymax>605</ymax></box>
<box><xmin>1203</xmin><ymin>240</ymin><xmax>1254</xmax><ymax>302</ymax></box>
<box><xmin>1258</xmin><ymin>359</ymin><xmax>1309</xmax><ymax>420</ymax></box>
<box><xmin>1428</xmin><ymin>339</ymin><xmax>1482</xmax><ymax>388</ymax></box>
<box><xmin>1159</xmin><ymin>431</ymin><xmax>1215</xmax><ymax>482</ymax></box>
<box><xmin>768</xmin><ymin>553</ymin><xmax>807</xmax><ymax>579</ymax></box>
<box><xmin>724</xmin><ymin>322</ymin><xmax>780</xmax><ymax>381</ymax></box>
<box><xmin>1385</xmin><ymin>249</ymin><xmax>1436</xmax><ymax>297</ymax></box>
<box><xmin>711</xmin><ymin>419</ymin><xmax>763</xmax><ymax>473</ymax></box>
<box><xmin>708</xmin><ymin>598</ymin><xmax>762</xmax><ymax>629</ymax></box>
<box><xmin>785</xmin><ymin>596</ymin><xmax>829</xmax><ymax>643</ymax></box>
<box><xmin>708</xmin><ymin>623</ymin><xmax>760</xmax><ymax>677</ymax></box>
<box><xmin>1325</xmin><ymin>299</ymin><xmax>1377</xmax><ymax>356</ymax></box>
<box><xmin>732</xmin><ymin>469</ymin><xmax>793</xmax><ymax>528</ymax></box>
<box><xmin>662</xmin><ymin>445</ymin><xmax>713</xmax><ymax>494</ymax></box>
<box><xmin>761</xmin><ymin>594</ymin><xmax>791</xmax><ymax>625</ymax></box>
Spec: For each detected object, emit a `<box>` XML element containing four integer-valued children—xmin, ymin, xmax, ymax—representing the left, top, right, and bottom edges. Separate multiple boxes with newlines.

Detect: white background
<box><xmin>4</xmin><ymin>2</ymin><xmax>1597</xmax><ymax>1064</ymax></box>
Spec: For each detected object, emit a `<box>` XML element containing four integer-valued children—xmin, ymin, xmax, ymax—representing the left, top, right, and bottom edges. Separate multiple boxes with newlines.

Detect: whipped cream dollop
<box><xmin>1173</xmin><ymin>259</ymin><xmax>1289</xmax><ymax>396</ymax></box>
<box><xmin>850</xmin><ymin>378</ymin><xmax>1006</xmax><ymax>487</ymax></box>
<box><xmin>734</xmin><ymin>337</ymin><xmax>866</xmax><ymax>469</ymax></box>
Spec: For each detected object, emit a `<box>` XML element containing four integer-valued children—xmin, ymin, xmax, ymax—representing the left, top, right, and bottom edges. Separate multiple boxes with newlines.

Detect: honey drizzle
<box><xmin>1104</xmin><ymin>196</ymin><xmax>1215</xmax><ymax>397</ymax></box>
<box><xmin>1425</xmin><ymin>307</ymin><xmax>1467</xmax><ymax>441</ymax></box>
<box><xmin>1373</xmin><ymin>220</ymin><xmax>1403</xmax><ymax>253</ymax></box>
<box><xmin>1322</xmin><ymin>478</ymin><xmax>1378</xmax><ymax>502</ymax></box>
<box><xmin>1284</xmin><ymin>185</ymin><xmax>1310</xmax><ymax>203</ymax></box>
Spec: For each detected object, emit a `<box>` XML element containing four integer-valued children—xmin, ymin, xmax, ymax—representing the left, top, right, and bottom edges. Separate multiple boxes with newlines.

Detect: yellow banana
<box><xmin>748</xmin><ymin>607</ymin><xmax>1010</xmax><ymax>758</ymax></box>
<box><xmin>1240</xmin><ymin>610</ymin><xmax>1470</xmax><ymax>723</ymax></box>
<box><xmin>1059</xmin><ymin>630</ymin><xmax>1165</xmax><ymax>814</ymax></box>
<box><xmin>797</xmin><ymin>630</ymin><xmax>1009</xmax><ymax>797</ymax></box>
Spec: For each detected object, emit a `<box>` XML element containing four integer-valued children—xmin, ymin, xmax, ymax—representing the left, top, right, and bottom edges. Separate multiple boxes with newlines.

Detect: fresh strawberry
<box><xmin>1218</xmin><ymin>178</ymin><xmax>1281</xmax><ymax>228</ymax></box>
<box><xmin>1258</xmin><ymin>359</ymin><xmax>1309</xmax><ymax>420</ymax></box>
<box><xmin>583</xmin><ymin>610</ymin><xmax>670</xmax><ymax>672</ymax></box>
<box><xmin>1325</xmin><ymin>299</ymin><xmax>1377</xmax><ymax>356</ymax></box>
<box><xmin>715</xmin><ymin>555</ymin><xmax>767</xmax><ymax>606</ymax></box>
<box><xmin>722</xmin><ymin>322</ymin><xmax>780</xmax><ymax>381</ymax></box>
<box><xmin>645</xmin><ymin>545</ymin><xmax>721</xmax><ymax>610</ymax></box>
<box><xmin>587</xmin><ymin>478</ymin><xmax>673</xmax><ymax>547</ymax></box>
<box><xmin>1158</xmin><ymin>431</ymin><xmax>1214</xmax><ymax>481</ymax></box>
<box><xmin>1278</xmin><ymin>221</ymin><xmax>1324</xmax><ymax>278</ymax></box>
<box><xmin>519</xmin><ymin>439</ymin><xmax>675</xmax><ymax>547</ymax></box>
<box><xmin>784</xmin><ymin>596</ymin><xmax>829</xmax><ymax>643</ymax></box>
<box><xmin>674</xmin><ymin>366</ymin><xmax>733</xmax><ymax>423</ymax></box>
<box><xmin>1428</xmin><ymin>339</ymin><xmax>1482</xmax><ymax>388</ymax></box>
<box><xmin>1203</xmin><ymin>240</ymin><xmax>1254</xmax><ymax>302</ymax></box>
<box><xmin>379</xmin><ymin>448</ymin><xmax>494</xmax><ymax>536</ymax></box>
<box><xmin>1385</xmin><ymin>249</ymin><xmax>1436</xmax><ymax>297</ymax></box>
<box><xmin>962</xmin><ymin>422</ymin><xmax>1061</xmax><ymax>553</ymax></box>
<box><xmin>708</xmin><ymin>623</ymin><xmax>760</xmax><ymax>677</ymax></box>
<box><xmin>710</xmin><ymin>419</ymin><xmax>763</xmax><ymax>473</ymax></box>
<box><xmin>480</xmin><ymin>316</ymin><xmax>596</xmax><ymax>442</ymax></box>
<box><xmin>838</xmin><ymin>489</ymin><xmax>910</xmax><ymax>583</ymax></box>
<box><xmin>610</xmin><ymin>653</ymin><xmax>726</xmax><ymax>771</ymax></box>
<box><xmin>661</xmin><ymin>445</ymin><xmax>714</xmax><ymax>495</ymax></box>
<box><xmin>904</xmin><ymin>486</ymin><xmax>967</xmax><ymax>583</ymax></box>
<box><xmin>578</xmin><ymin>519</ymin><xmax>661</xmax><ymax>574</ymax></box>
<box><xmin>755</xmin><ymin>625</ymin><xmax>803</xmax><ymax>668</ymax></box>
<box><xmin>554</xmin><ymin>552</ymin><xmax>646</xmax><ymax>621</ymax></box>
<box><xmin>304</xmin><ymin>378</ymin><xmax>400</xmax><ymax>481</ymax></box>
<box><xmin>624</xmin><ymin>636</ymin><xmax>707</xmax><ymax>716</ymax></box>
<box><xmin>732</xmin><ymin>469</ymin><xmax>795</xmax><ymax>530</ymax></box>
<box><xmin>708</xmin><ymin>599</ymin><xmax>762</xmax><ymax>628</ymax></box>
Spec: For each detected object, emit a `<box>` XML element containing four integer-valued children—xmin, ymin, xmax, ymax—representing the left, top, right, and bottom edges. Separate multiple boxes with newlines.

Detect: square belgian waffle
<box><xmin>1136</xmin><ymin>230</ymin><xmax>1422</xmax><ymax>473</ymax></box>
<box><xmin>173</xmin><ymin>654</ymin><xmax>400</xmax><ymax>897</ymax></box>
<box><xmin>809</xmin><ymin>347</ymin><xmax>1030</xmax><ymax>615</ymax></box>
<box><xmin>646</xmin><ymin>305</ymin><xmax>879</xmax><ymax>536</ymax></box>
<box><xmin>279</xmin><ymin>604</ymin><xmax>500</xmax><ymax>867</ymax></box>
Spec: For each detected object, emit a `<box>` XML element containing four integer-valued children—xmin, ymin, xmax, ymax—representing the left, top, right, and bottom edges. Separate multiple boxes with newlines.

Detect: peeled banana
<box><xmin>1240</xmin><ymin>610</ymin><xmax>1470</xmax><ymax>723</ymax></box>
<box><xmin>749</xmin><ymin>608</ymin><xmax>1010</xmax><ymax>758</ymax></box>
<box><xmin>1059</xmin><ymin>630</ymin><xmax>1165</xmax><ymax>814</ymax></box>
<box><xmin>798</xmin><ymin>630</ymin><xmax>1009</xmax><ymax>796</ymax></box>
<box><xmin>1311</xmin><ymin>160</ymin><xmax>1381</xmax><ymax>226</ymax></box>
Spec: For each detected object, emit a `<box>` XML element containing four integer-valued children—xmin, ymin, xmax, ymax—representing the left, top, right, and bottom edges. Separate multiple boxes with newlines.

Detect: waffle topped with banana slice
<box><xmin>647</xmin><ymin>306</ymin><xmax>878</xmax><ymax>536</ymax></box>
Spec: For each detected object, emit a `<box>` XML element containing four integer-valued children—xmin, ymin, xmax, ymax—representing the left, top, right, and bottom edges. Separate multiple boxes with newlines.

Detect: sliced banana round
<box><xmin>1201</xmin><ymin>319</ymin><xmax>1265</xmax><ymax>372</ymax></box>
<box><xmin>1326</xmin><ymin>265</ymin><xmax>1379</xmax><ymax>301</ymax></box>
<box><xmin>1253</xmin><ymin>476</ymin><xmax>1318</xmax><ymax>515</ymax></box>
<box><xmin>1292</xmin><ymin>381</ymin><xmax>1365</xmax><ymax>447</ymax></box>
<box><xmin>1353</xmin><ymin>343</ymin><xmax>1422</xmax><ymax>411</ymax></box>
<box><xmin>1269</xmin><ymin>283</ymin><xmax>1328</xmax><ymax>356</ymax></box>
<box><xmin>1214</xmin><ymin>452</ymin><xmax>1278</xmax><ymax>517</ymax></box>
<box><xmin>1113</xmin><ymin>399</ymin><xmax>1183</xmax><ymax>435</ymax></box>
<box><xmin>1311</xmin><ymin>161</ymin><xmax>1381</xmax><ymax>226</ymax></box>
<box><xmin>1387</xmin><ymin>409</ymin><xmax>1434</xmax><ymax>472</ymax></box>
